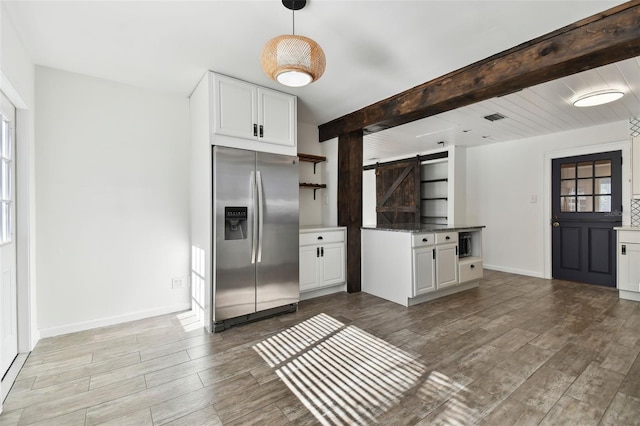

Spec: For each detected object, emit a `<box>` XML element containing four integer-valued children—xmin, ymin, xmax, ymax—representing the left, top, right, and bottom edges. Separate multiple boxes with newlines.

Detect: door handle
<box><xmin>552</xmin><ymin>222</ymin><xmax>560</xmax><ymax>227</ymax></box>
<box><xmin>256</xmin><ymin>171</ymin><xmax>264</xmax><ymax>263</ymax></box>
<box><xmin>250</xmin><ymin>171</ymin><xmax>257</xmax><ymax>264</ymax></box>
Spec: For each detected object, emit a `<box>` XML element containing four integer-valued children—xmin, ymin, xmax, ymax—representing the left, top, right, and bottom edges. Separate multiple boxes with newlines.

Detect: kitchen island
<box><xmin>362</xmin><ymin>224</ymin><xmax>484</xmax><ymax>307</ymax></box>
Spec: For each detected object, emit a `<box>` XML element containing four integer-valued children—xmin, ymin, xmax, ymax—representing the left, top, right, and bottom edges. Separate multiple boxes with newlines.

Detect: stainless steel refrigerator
<box><xmin>212</xmin><ymin>146</ymin><xmax>299</xmax><ymax>332</ymax></box>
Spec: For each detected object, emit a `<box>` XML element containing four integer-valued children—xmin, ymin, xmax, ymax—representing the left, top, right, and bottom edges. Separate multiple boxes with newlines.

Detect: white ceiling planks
<box><xmin>364</xmin><ymin>57</ymin><xmax>640</xmax><ymax>161</ymax></box>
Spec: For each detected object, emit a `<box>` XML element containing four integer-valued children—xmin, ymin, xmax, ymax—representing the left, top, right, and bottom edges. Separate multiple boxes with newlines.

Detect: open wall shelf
<box><xmin>299</xmin><ymin>182</ymin><xmax>327</xmax><ymax>200</ymax></box>
<box><xmin>299</xmin><ymin>153</ymin><xmax>327</xmax><ymax>174</ymax></box>
<box><xmin>299</xmin><ymin>153</ymin><xmax>327</xmax><ymax>199</ymax></box>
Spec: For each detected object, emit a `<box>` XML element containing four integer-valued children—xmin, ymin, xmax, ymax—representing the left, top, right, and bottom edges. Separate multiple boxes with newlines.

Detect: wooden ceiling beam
<box><xmin>318</xmin><ymin>1</ymin><xmax>640</xmax><ymax>142</ymax></box>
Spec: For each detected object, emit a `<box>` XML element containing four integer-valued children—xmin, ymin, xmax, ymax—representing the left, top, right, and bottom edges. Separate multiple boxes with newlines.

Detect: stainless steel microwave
<box><xmin>459</xmin><ymin>233</ymin><xmax>472</xmax><ymax>258</ymax></box>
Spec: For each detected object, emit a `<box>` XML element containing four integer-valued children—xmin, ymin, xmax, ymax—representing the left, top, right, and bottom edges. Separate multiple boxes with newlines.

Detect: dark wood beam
<box><xmin>319</xmin><ymin>1</ymin><xmax>640</xmax><ymax>141</ymax></box>
<box><xmin>337</xmin><ymin>130</ymin><xmax>363</xmax><ymax>293</ymax></box>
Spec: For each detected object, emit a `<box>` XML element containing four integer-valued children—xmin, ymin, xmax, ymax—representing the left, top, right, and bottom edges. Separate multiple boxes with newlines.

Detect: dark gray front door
<box><xmin>551</xmin><ymin>151</ymin><xmax>622</xmax><ymax>287</ymax></box>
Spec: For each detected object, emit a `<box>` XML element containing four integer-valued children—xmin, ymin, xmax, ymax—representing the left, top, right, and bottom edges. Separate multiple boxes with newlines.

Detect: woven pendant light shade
<box><xmin>261</xmin><ymin>35</ymin><xmax>326</xmax><ymax>87</ymax></box>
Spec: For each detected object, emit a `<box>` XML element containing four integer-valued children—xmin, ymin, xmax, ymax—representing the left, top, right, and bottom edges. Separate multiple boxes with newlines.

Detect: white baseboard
<box><xmin>300</xmin><ymin>283</ymin><xmax>346</xmax><ymax>301</ymax></box>
<box><xmin>619</xmin><ymin>290</ymin><xmax>640</xmax><ymax>302</ymax></box>
<box><xmin>483</xmin><ymin>264</ymin><xmax>545</xmax><ymax>279</ymax></box>
<box><xmin>38</xmin><ymin>303</ymin><xmax>192</xmax><ymax>338</ymax></box>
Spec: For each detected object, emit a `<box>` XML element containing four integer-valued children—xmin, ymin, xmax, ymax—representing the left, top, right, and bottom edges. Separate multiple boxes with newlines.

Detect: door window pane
<box><xmin>1</xmin><ymin>160</ymin><xmax>10</xmax><ymax>201</ymax></box>
<box><xmin>561</xmin><ymin>180</ymin><xmax>575</xmax><ymax>196</ymax></box>
<box><xmin>595</xmin><ymin>195</ymin><xmax>611</xmax><ymax>212</ymax></box>
<box><xmin>0</xmin><ymin>115</ymin><xmax>12</xmax><ymax>245</ymax></box>
<box><xmin>1</xmin><ymin>202</ymin><xmax>9</xmax><ymax>242</ymax></box>
<box><xmin>577</xmin><ymin>162</ymin><xmax>593</xmax><ymax>178</ymax></box>
<box><xmin>577</xmin><ymin>178</ymin><xmax>592</xmax><ymax>195</ymax></box>
<box><xmin>561</xmin><ymin>163</ymin><xmax>575</xmax><ymax>179</ymax></box>
<box><xmin>594</xmin><ymin>160</ymin><xmax>611</xmax><ymax>177</ymax></box>
<box><xmin>577</xmin><ymin>196</ymin><xmax>593</xmax><ymax>212</ymax></box>
<box><xmin>561</xmin><ymin>196</ymin><xmax>575</xmax><ymax>212</ymax></box>
<box><xmin>595</xmin><ymin>177</ymin><xmax>611</xmax><ymax>195</ymax></box>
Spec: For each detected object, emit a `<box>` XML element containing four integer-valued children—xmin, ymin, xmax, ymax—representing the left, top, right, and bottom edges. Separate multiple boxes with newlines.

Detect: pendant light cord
<box><xmin>292</xmin><ymin>1</ymin><xmax>296</xmax><ymax>35</ymax></box>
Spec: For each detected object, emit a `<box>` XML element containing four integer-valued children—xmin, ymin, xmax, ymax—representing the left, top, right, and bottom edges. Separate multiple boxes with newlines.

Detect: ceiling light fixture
<box><xmin>572</xmin><ymin>90</ymin><xmax>624</xmax><ymax>107</ymax></box>
<box><xmin>261</xmin><ymin>0</ymin><xmax>326</xmax><ymax>87</ymax></box>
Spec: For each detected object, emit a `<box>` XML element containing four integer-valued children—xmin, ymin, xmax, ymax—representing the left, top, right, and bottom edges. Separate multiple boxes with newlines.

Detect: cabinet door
<box><xmin>214</xmin><ymin>75</ymin><xmax>257</xmax><ymax>140</ymax></box>
<box><xmin>436</xmin><ymin>244</ymin><xmax>458</xmax><ymax>288</ymax></box>
<box><xmin>413</xmin><ymin>247</ymin><xmax>435</xmax><ymax>296</ymax></box>
<box><xmin>321</xmin><ymin>243</ymin><xmax>345</xmax><ymax>286</ymax></box>
<box><xmin>618</xmin><ymin>243</ymin><xmax>640</xmax><ymax>292</ymax></box>
<box><xmin>258</xmin><ymin>88</ymin><xmax>296</xmax><ymax>147</ymax></box>
<box><xmin>300</xmin><ymin>245</ymin><xmax>321</xmax><ymax>292</ymax></box>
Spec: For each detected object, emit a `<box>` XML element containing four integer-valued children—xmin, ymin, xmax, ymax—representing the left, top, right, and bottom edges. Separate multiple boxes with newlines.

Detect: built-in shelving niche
<box><xmin>420</xmin><ymin>159</ymin><xmax>448</xmax><ymax>225</ymax></box>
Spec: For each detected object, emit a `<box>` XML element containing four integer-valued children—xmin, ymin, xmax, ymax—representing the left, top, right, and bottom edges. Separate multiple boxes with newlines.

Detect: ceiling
<box><xmin>4</xmin><ymin>0</ymin><xmax>638</xmax><ymax>160</ymax></box>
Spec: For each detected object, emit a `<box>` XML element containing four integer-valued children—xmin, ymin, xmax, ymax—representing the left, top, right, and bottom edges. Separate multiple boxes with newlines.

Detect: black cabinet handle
<box><xmin>317</xmin><ymin>247</ymin><xmax>319</xmax><ymax>257</ymax></box>
<box><xmin>259</xmin><ymin>125</ymin><xmax>264</xmax><ymax>138</ymax></box>
<box><xmin>253</xmin><ymin>124</ymin><xmax>257</xmax><ymax>137</ymax></box>
<box><xmin>318</xmin><ymin>236</ymin><xmax>323</xmax><ymax>240</ymax></box>
<box><xmin>422</xmin><ymin>238</ymin><xmax>428</xmax><ymax>242</ymax></box>
<box><xmin>445</xmin><ymin>236</ymin><xmax>450</xmax><ymax>240</ymax></box>
<box><xmin>470</xmin><ymin>264</ymin><xmax>475</xmax><ymax>269</ymax></box>
<box><xmin>321</xmin><ymin>247</ymin><xmax>324</xmax><ymax>257</ymax></box>
<box><xmin>622</xmin><ymin>245</ymin><xmax>626</xmax><ymax>255</ymax></box>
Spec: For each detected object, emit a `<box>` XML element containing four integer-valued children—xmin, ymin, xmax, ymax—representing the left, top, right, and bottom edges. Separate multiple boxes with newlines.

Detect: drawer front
<box><xmin>436</xmin><ymin>232</ymin><xmax>458</xmax><ymax>245</ymax></box>
<box><xmin>300</xmin><ymin>230</ymin><xmax>345</xmax><ymax>246</ymax></box>
<box><xmin>412</xmin><ymin>233</ymin><xmax>435</xmax><ymax>247</ymax></box>
<box><xmin>458</xmin><ymin>260</ymin><xmax>483</xmax><ymax>283</ymax></box>
<box><xmin>618</xmin><ymin>231</ymin><xmax>640</xmax><ymax>244</ymax></box>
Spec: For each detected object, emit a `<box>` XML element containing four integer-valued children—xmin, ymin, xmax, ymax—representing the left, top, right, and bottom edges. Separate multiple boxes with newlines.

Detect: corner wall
<box><xmin>466</xmin><ymin>120</ymin><xmax>630</xmax><ymax>278</ymax></box>
<box><xmin>35</xmin><ymin>67</ymin><xmax>191</xmax><ymax>336</ymax></box>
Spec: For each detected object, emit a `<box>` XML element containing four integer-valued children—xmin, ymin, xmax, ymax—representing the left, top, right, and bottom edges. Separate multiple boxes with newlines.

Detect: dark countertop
<box><xmin>362</xmin><ymin>223</ymin><xmax>485</xmax><ymax>233</ymax></box>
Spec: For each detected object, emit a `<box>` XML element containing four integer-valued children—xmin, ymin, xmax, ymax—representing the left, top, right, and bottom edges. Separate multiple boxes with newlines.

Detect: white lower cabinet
<box><xmin>617</xmin><ymin>229</ymin><xmax>640</xmax><ymax>301</ymax></box>
<box><xmin>436</xmin><ymin>243</ymin><xmax>458</xmax><ymax>289</ymax></box>
<box><xmin>413</xmin><ymin>246</ymin><xmax>435</xmax><ymax>296</ymax></box>
<box><xmin>299</xmin><ymin>227</ymin><xmax>347</xmax><ymax>297</ymax></box>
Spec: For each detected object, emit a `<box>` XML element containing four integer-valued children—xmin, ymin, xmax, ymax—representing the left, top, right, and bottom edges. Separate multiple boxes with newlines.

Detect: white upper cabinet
<box><xmin>258</xmin><ymin>88</ymin><xmax>296</xmax><ymax>147</ymax></box>
<box><xmin>213</xmin><ymin>73</ymin><xmax>296</xmax><ymax>152</ymax></box>
<box><xmin>214</xmin><ymin>75</ymin><xmax>257</xmax><ymax>141</ymax></box>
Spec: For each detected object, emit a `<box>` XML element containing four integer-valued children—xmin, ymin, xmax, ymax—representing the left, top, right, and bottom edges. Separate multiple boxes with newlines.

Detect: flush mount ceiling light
<box><xmin>261</xmin><ymin>0</ymin><xmax>326</xmax><ymax>87</ymax></box>
<box><xmin>572</xmin><ymin>90</ymin><xmax>624</xmax><ymax>107</ymax></box>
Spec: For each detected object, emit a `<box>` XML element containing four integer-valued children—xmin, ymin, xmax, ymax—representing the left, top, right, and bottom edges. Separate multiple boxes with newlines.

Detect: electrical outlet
<box><xmin>172</xmin><ymin>277</ymin><xmax>187</xmax><ymax>289</ymax></box>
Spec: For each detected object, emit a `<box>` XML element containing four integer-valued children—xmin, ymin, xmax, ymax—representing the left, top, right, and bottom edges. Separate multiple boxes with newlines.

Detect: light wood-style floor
<box><xmin>1</xmin><ymin>270</ymin><xmax>640</xmax><ymax>425</ymax></box>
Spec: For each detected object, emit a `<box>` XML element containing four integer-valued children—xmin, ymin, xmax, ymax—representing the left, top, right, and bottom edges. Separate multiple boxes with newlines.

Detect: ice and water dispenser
<box><xmin>224</xmin><ymin>207</ymin><xmax>248</xmax><ymax>240</ymax></box>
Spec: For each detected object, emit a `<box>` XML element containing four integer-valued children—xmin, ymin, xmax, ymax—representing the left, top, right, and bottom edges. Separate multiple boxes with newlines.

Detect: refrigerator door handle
<box><xmin>257</xmin><ymin>170</ymin><xmax>265</xmax><ymax>263</ymax></box>
<box><xmin>251</xmin><ymin>171</ymin><xmax>258</xmax><ymax>264</ymax></box>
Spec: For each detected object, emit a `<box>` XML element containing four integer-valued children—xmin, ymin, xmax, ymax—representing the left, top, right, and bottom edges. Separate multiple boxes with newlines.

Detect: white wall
<box><xmin>362</xmin><ymin>169</ymin><xmax>376</xmax><ymax>226</ymax></box>
<box><xmin>321</xmin><ymin>137</ymin><xmax>338</xmax><ymax>226</ymax></box>
<box><xmin>466</xmin><ymin>120</ymin><xmax>630</xmax><ymax>278</ymax></box>
<box><xmin>297</xmin><ymin>120</ymin><xmax>324</xmax><ymax>226</ymax></box>
<box><xmin>35</xmin><ymin>67</ymin><xmax>190</xmax><ymax>336</ymax></box>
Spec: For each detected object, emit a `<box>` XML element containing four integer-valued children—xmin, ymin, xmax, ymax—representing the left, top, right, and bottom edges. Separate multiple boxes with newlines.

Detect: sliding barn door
<box><xmin>375</xmin><ymin>158</ymin><xmax>420</xmax><ymax>225</ymax></box>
